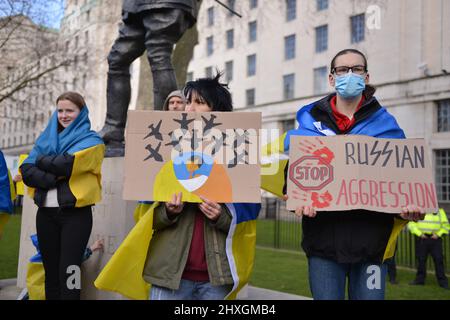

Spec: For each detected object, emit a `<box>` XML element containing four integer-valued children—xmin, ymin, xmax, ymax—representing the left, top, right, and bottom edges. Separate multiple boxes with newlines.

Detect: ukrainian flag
<box><xmin>260</xmin><ymin>101</ymin><xmax>409</xmax><ymax>261</ymax></box>
<box><xmin>0</xmin><ymin>150</ymin><xmax>13</xmax><ymax>214</ymax></box>
<box><xmin>15</xmin><ymin>154</ymin><xmax>28</xmax><ymax>196</ymax></box>
<box><xmin>94</xmin><ymin>202</ymin><xmax>260</xmax><ymax>300</ymax></box>
<box><xmin>260</xmin><ymin>132</ymin><xmax>289</xmax><ymax>198</ymax></box>
<box><xmin>21</xmin><ymin>107</ymin><xmax>104</xmax><ymax>206</ymax></box>
<box><xmin>0</xmin><ymin>151</ymin><xmax>15</xmax><ymax>237</ymax></box>
<box><xmin>26</xmin><ymin>234</ymin><xmax>45</xmax><ymax>300</ymax></box>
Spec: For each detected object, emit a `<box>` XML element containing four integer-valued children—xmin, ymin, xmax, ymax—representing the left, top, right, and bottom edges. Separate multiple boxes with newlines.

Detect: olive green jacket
<box><xmin>142</xmin><ymin>202</ymin><xmax>233</xmax><ymax>290</ymax></box>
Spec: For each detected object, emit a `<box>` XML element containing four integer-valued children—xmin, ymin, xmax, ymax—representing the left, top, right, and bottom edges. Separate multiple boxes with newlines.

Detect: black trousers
<box><xmin>385</xmin><ymin>249</ymin><xmax>397</xmax><ymax>282</ymax></box>
<box><xmin>414</xmin><ymin>237</ymin><xmax>448</xmax><ymax>287</ymax></box>
<box><xmin>36</xmin><ymin>206</ymin><xmax>92</xmax><ymax>300</ymax></box>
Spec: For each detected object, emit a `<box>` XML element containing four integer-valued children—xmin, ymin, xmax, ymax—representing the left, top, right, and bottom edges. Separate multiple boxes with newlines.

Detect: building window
<box><xmin>86</xmin><ymin>9</ymin><xmax>90</xmax><ymax>22</ymax></box>
<box><xmin>246</xmin><ymin>89</ymin><xmax>255</xmax><ymax>106</ymax></box>
<box><xmin>249</xmin><ymin>21</ymin><xmax>257</xmax><ymax>42</ymax></box>
<box><xmin>187</xmin><ymin>72</ymin><xmax>194</xmax><ymax>82</ymax></box>
<box><xmin>286</xmin><ymin>0</ymin><xmax>296</xmax><ymax>21</ymax></box>
<box><xmin>226</xmin><ymin>29</ymin><xmax>234</xmax><ymax>49</ymax></box>
<box><xmin>437</xmin><ymin>99</ymin><xmax>450</xmax><ymax>132</ymax></box>
<box><xmin>436</xmin><ymin>149</ymin><xmax>450</xmax><ymax>202</ymax></box>
<box><xmin>282</xmin><ymin>119</ymin><xmax>296</xmax><ymax>132</ymax></box>
<box><xmin>284</xmin><ymin>34</ymin><xmax>296</xmax><ymax>60</ymax></box>
<box><xmin>82</xmin><ymin>74</ymin><xmax>87</xmax><ymax>89</ymax></box>
<box><xmin>315</xmin><ymin>25</ymin><xmax>328</xmax><ymax>53</ymax></box>
<box><xmin>283</xmin><ymin>74</ymin><xmax>295</xmax><ymax>100</ymax></box>
<box><xmin>205</xmin><ymin>66</ymin><xmax>213</xmax><ymax>78</ymax></box>
<box><xmin>227</xmin><ymin>0</ymin><xmax>236</xmax><ymax>16</ymax></box>
<box><xmin>317</xmin><ymin>0</ymin><xmax>328</xmax><ymax>11</ymax></box>
<box><xmin>314</xmin><ymin>66</ymin><xmax>328</xmax><ymax>94</ymax></box>
<box><xmin>206</xmin><ymin>36</ymin><xmax>214</xmax><ymax>56</ymax></box>
<box><xmin>247</xmin><ymin>54</ymin><xmax>256</xmax><ymax>76</ymax></box>
<box><xmin>207</xmin><ymin>7</ymin><xmax>214</xmax><ymax>26</ymax></box>
<box><xmin>225</xmin><ymin>60</ymin><xmax>233</xmax><ymax>82</ymax></box>
<box><xmin>351</xmin><ymin>14</ymin><xmax>365</xmax><ymax>43</ymax></box>
<box><xmin>250</xmin><ymin>0</ymin><xmax>258</xmax><ymax>9</ymax></box>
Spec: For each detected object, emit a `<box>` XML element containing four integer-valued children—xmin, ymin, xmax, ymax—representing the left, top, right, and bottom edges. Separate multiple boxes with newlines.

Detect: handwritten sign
<box><xmin>123</xmin><ymin>111</ymin><xmax>261</xmax><ymax>203</ymax></box>
<box><xmin>286</xmin><ymin>135</ymin><xmax>438</xmax><ymax>213</ymax></box>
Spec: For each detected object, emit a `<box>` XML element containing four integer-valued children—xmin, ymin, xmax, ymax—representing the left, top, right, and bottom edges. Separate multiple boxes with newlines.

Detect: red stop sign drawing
<box><xmin>289</xmin><ymin>155</ymin><xmax>334</xmax><ymax>191</ymax></box>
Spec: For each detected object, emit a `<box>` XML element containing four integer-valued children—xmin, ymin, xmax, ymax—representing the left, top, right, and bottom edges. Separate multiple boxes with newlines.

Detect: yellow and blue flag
<box><xmin>95</xmin><ymin>201</ymin><xmax>260</xmax><ymax>300</ymax></box>
<box><xmin>261</xmin><ymin>101</ymin><xmax>408</xmax><ymax>260</ymax></box>
<box><xmin>0</xmin><ymin>150</ymin><xmax>13</xmax><ymax>214</ymax></box>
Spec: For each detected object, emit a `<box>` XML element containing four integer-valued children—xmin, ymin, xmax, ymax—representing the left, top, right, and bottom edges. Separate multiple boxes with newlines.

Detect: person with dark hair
<box><xmin>283</xmin><ymin>49</ymin><xmax>424</xmax><ymax>300</ymax></box>
<box><xmin>141</xmin><ymin>74</ymin><xmax>245</xmax><ymax>300</ymax></box>
<box><xmin>20</xmin><ymin>92</ymin><xmax>105</xmax><ymax>300</ymax></box>
<box><xmin>99</xmin><ymin>0</ymin><xmax>199</xmax><ymax>156</ymax></box>
<box><xmin>182</xmin><ymin>74</ymin><xmax>233</xmax><ymax>112</ymax></box>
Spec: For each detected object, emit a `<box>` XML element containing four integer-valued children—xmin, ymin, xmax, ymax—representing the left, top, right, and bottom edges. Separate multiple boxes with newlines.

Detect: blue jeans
<box><xmin>150</xmin><ymin>280</ymin><xmax>233</xmax><ymax>300</ymax></box>
<box><xmin>308</xmin><ymin>256</ymin><xmax>387</xmax><ymax>300</ymax></box>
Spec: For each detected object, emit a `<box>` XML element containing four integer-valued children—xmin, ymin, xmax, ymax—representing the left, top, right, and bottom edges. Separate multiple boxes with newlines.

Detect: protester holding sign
<box><xmin>20</xmin><ymin>92</ymin><xmax>105</xmax><ymax>300</ymax></box>
<box><xmin>95</xmin><ymin>78</ymin><xmax>260</xmax><ymax>300</ymax></box>
<box><xmin>143</xmin><ymin>74</ymin><xmax>259</xmax><ymax>300</ymax></box>
<box><xmin>267</xmin><ymin>49</ymin><xmax>425</xmax><ymax>300</ymax></box>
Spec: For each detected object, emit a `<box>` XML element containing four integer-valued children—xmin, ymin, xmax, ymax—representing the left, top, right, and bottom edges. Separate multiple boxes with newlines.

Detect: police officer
<box><xmin>408</xmin><ymin>208</ymin><xmax>450</xmax><ymax>289</ymax></box>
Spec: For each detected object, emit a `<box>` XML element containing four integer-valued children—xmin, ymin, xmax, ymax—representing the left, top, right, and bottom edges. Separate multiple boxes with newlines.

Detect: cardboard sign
<box><xmin>124</xmin><ymin>111</ymin><xmax>261</xmax><ymax>203</ymax></box>
<box><xmin>286</xmin><ymin>135</ymin><xmax>438</xmax><ymax>213</ymax></box>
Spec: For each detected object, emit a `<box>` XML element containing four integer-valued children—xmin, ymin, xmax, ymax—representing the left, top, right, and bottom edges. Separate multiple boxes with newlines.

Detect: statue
<box><xmin>99</xmin><ymin>0</ymin><xmax>199</xmax><ymax>157</ymax></box>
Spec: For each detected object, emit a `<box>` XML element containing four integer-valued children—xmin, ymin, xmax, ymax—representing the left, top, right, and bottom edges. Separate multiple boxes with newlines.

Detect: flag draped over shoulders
<box><xmin>262</xmin><ymin>101</ymin><xmax>407</xmax><ymax>261</ymax></box>
<box><xmin>0</xmin><ymin>150</ymin><xmax>13</xmax><ymax>214</ymax></box>
<box><xmin>23</xmin><ymin>107</ymin><xmax>103</xmax><ymax>166</ymax></box>
<box><xmin>262</xmin><ymin>103</ymin><xmax>406</xmax><ymax>198</ymax></box>
<box><xmin>94</xmin><ymin>202</ymin><xmax>261</xmax><ymax>300</ymax></box>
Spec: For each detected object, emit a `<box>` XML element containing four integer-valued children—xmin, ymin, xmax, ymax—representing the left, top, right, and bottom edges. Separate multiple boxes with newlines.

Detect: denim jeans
<box><xmin>150</xmin><ymin>279</ymin><xmax>233</xmax><ymax>300</ymax></box>
<box><xmin>308</xmin><ymin>256</ymin><xmax>387</xmax><ymax>300</ymax></box>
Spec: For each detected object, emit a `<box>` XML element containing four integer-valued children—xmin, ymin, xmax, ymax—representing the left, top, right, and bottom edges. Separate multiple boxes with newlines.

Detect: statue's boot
<box><xmin>99</xmin><ymin>73</ymin><xmax>131</xmax><ymax>157</ymax></box>
<box><xmin>151</xmin><ymin>69</ymin><xmax>178</xmax><ymax>111</ymax></box>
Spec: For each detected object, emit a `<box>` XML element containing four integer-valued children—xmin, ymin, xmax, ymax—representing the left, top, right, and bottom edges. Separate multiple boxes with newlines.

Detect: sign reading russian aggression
<box><xmin>286</xmin><ymin>135</ymin><xmax>438</xmax><ymax>213</ymax></box>
<box><xmin>124</xmin><ymin>111</ymin><xmax>261</xmax><ymax>203</ymax></box>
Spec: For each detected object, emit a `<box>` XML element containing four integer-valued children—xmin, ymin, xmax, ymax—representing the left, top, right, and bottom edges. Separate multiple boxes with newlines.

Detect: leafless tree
<box><xmin>0</xmin><ymin>0</ymin><xmax>70</xmax><ymax>107</ymax></box>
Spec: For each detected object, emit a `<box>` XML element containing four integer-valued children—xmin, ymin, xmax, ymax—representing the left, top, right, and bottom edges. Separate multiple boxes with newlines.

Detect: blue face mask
<box><xmin>335</xmin><ymin>72</ymin><xmax>366</xmax><ymax>99</ymax></box>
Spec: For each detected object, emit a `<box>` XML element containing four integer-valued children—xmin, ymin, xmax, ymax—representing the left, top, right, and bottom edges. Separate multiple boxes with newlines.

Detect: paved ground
<box><xmin>0</xmin><ymin>279</ymin><xmax>23</xmax><ymax>300</ymax></box>
<box><xmin>0</xmin><ymin>278</ymin><xmax>310</xmax><ymax>300</ymax></box>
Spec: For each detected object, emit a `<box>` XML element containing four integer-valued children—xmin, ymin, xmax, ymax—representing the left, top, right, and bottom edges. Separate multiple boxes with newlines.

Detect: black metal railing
<box><xmin>258</xmin><ymin>198</ymin><xmax>450</xmax><ymax>273</ymax></box>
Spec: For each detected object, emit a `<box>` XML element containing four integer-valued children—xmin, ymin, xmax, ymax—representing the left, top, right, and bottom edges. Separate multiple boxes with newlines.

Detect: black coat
<box><xmin>21</xmin><ymin>154</ymin><xmax>77</xmax><ymax>208</ymax></box>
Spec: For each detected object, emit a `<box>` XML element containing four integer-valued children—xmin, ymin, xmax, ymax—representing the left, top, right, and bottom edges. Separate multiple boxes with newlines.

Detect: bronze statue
<box><xmin>100</xmin><ymin>0</ymin><xmax>198</xmax><ymax>156</ymax></box>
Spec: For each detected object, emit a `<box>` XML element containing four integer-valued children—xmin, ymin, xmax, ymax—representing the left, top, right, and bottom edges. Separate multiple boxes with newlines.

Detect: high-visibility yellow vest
<box><xmin>408</xmin><ymin>209</ymin><xmax>450</xmax><ymax>237</ymax></box>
